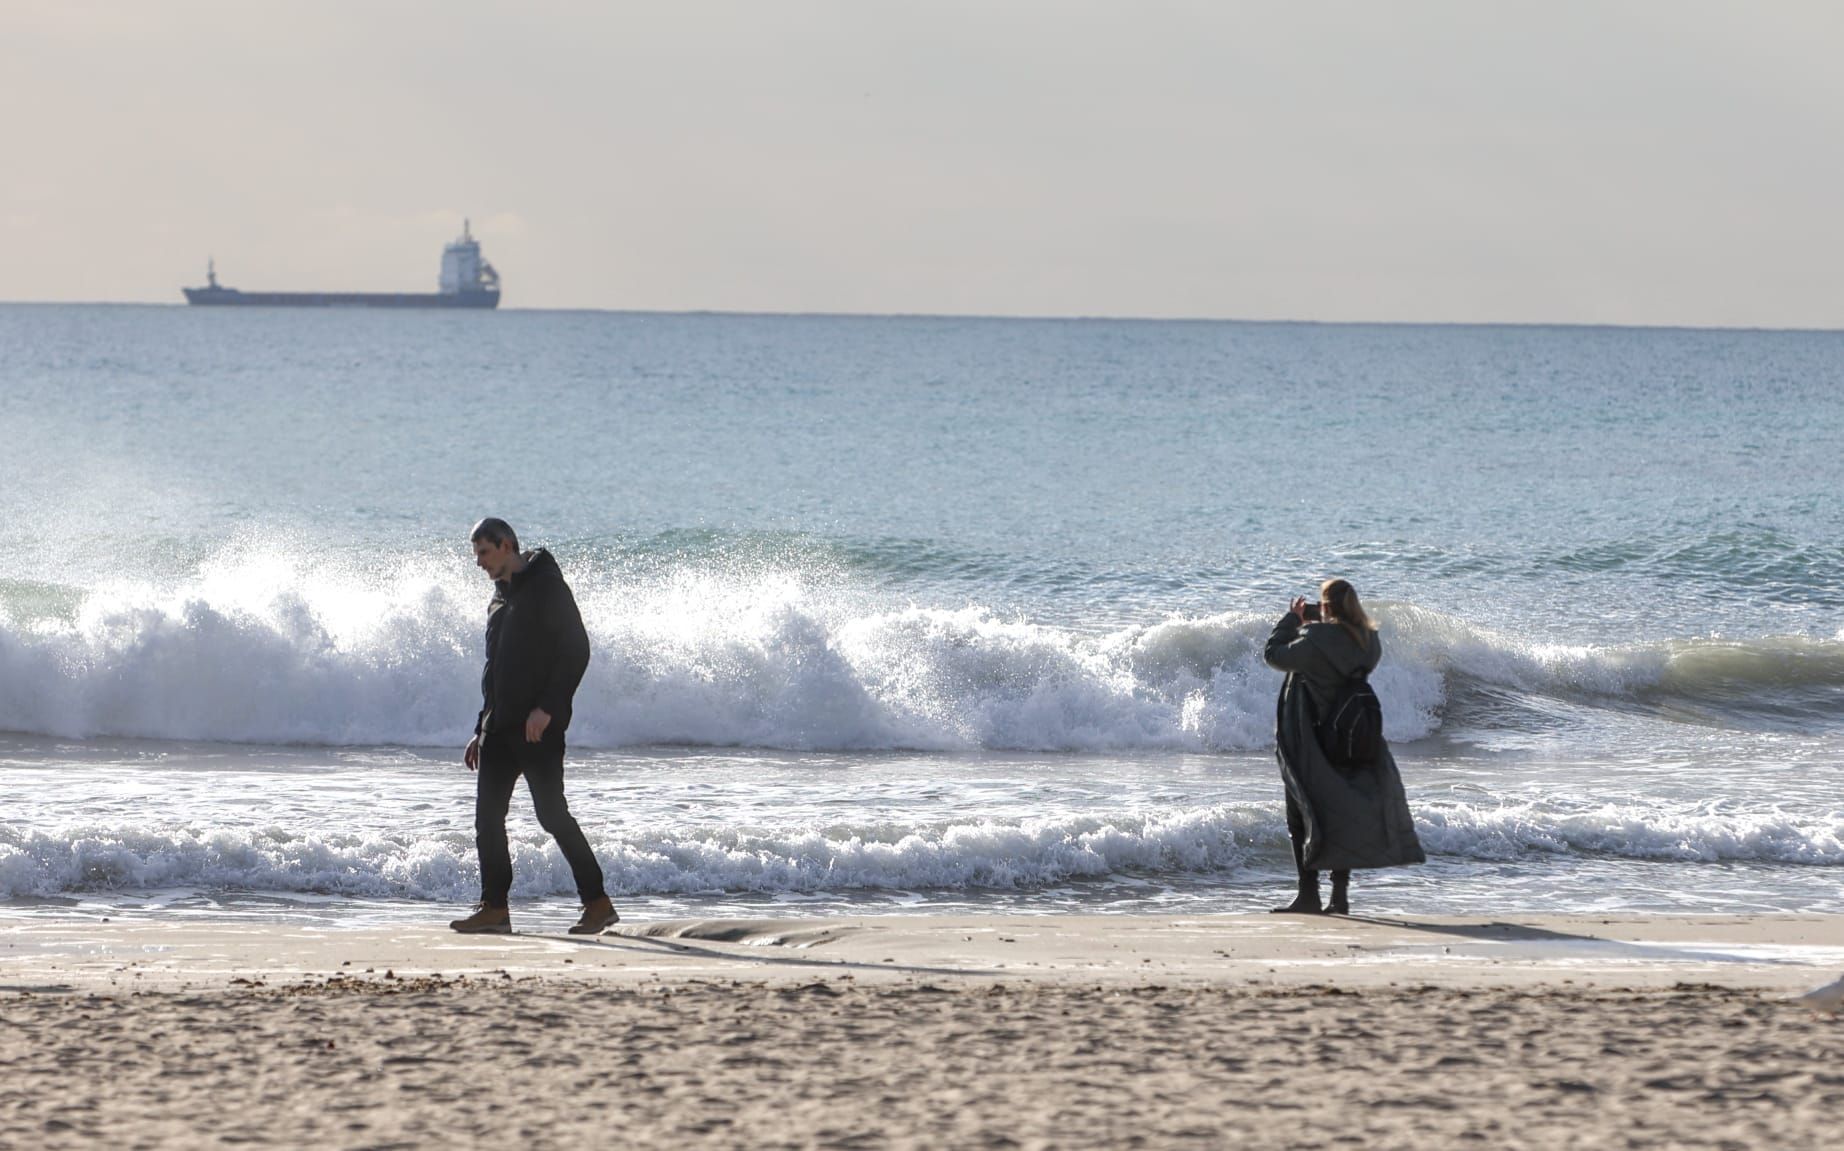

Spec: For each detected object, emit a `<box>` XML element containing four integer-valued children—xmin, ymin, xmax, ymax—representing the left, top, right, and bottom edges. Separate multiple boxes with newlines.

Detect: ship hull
<box><xmin>183</xmin><ymin>288</ymin><xmax>500</xmax><ymax>309</ymax></box>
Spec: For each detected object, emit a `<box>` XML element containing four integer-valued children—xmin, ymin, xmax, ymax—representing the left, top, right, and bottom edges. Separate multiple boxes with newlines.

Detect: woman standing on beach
<box><xmin>1263</xmin><ymin>578</ymin><xmax>1424</xmax><ymax>914</ymax></box>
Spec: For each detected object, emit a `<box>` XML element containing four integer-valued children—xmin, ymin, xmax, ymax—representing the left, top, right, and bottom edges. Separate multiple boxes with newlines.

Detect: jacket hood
<box><xmin>496</xmin><ymin>548</ymin><xmax>561</xmax><ymax>598</ymax></box>
<box><xmin>1301</xmin><ymin>620</ymin><xmax>1382</xmax><ymax>677</ymax></box>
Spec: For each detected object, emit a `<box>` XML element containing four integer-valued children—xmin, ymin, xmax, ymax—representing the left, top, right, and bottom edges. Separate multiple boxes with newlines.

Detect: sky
<box><xmin>3</xmin><ymin>1</ymin><xmax>1843</xmax><ymax>326</ymax></box>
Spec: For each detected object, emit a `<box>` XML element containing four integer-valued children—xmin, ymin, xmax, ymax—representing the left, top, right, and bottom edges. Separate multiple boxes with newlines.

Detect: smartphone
<box><xmin>1300</xmin><ymin>603</ymin><xmax>1321</xmax><ymax>621</ymax></box>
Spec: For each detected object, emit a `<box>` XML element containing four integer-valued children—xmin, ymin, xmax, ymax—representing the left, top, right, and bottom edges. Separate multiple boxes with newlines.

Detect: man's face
<box><xmin>473</xmin><ymin>536</ymin><xmax>517</xmax><ymax>581</ymax></box>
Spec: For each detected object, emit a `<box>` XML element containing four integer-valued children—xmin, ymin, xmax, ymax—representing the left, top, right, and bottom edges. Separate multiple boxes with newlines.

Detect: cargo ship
<box><xmin>183</xmin><ymin>221</ymin><xmax>501</xmax><ymax>308</ymax></box>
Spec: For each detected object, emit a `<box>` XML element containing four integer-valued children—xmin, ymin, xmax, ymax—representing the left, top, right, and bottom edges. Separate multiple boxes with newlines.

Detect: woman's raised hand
<box><xmin>1289</xmin><ymin>596</ymin><xmax>1310</xmax><ymax>619</ymax></box>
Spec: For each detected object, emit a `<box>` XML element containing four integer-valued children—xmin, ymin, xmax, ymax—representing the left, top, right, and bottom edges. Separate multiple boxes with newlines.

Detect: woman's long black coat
<box><xmin>1264</xmin><ymin>613</ymin><xmax>1425</xmax><ymax>872</ymax></box>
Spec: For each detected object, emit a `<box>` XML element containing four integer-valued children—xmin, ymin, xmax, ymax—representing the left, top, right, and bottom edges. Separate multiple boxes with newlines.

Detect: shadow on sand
<box><xmin>1338</xmin><ymin>914</ymin><xmax>1806</xmax><ymax>967</ymax></box>
<box><xmin>513</xmin><ymin>926</ymin><xmax>998</xmax><ymax>980</ymax></box>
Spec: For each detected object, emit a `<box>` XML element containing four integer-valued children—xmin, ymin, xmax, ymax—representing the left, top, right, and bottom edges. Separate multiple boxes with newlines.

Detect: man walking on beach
<box><xmin>450</xmin><ymin>518</ymin><xmax>618</xmax><ymax>935</ymax></box>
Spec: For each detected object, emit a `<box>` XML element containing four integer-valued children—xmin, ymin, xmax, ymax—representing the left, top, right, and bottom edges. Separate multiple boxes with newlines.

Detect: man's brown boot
<box><xmin>449</xmin><ymin>903</ymin><xmax>512</xmax><ymax>934</ymax></box>
<box><xmin>569</xmin><ymin>895</ymin><xmax>619</xmax><ymax>935</ymax></box>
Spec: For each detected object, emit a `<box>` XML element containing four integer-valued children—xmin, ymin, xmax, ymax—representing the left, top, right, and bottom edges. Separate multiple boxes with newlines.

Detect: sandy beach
<box><xmin>4</xmin><ymin>913</ymin><xmax>1843</xmax><ymax>1149</ymax></box>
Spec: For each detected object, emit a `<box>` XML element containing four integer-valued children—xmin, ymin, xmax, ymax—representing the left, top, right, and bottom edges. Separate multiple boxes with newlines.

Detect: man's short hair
<box><xmin>470</xmin><ymin>517</ymin><xmax>519</xmax><ymax>552</ymax></box>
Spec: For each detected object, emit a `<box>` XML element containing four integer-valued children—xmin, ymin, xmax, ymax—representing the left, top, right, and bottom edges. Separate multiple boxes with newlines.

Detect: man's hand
<box><xmin>525</xmin><ymin>708</ymin><xmax>552</xmax><ymax>743</ymax></box>
<box><xmin>464</xmin><ymin>734</ymin><xmax>480</xmax><ymax>772</ymax></box>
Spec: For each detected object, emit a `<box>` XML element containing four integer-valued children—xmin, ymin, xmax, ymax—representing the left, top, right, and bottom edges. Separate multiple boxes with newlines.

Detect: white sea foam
<box><xmin>0</xmin><ymin>557</ymin><xmax>480</xmax><ymax>746</ymax></box>
<box><xmin>4</xmin><ymin>800</ymin><xmax>1839</xmax><ymax>901</ymax></box>
<box><xmin>1414</xmin><ymin>801</ymin><xmax>1844</xmax><ymax>864</ymax></box>
<box><xmin>1</xmin><ymin>559</ymin><xmax>1839</xmax><ymax>752</ymax></box>
<box><xmin>0</xmin><ymin>807</ymin><xmax>1267</xmax><ymax>901</ymax></box>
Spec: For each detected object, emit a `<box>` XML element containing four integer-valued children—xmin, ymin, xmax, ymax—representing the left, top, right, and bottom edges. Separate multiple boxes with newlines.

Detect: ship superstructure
<box><xmin>184</xmin><ymin>221</ymin><xmax>501</xmax><ymax>308</ymax></box>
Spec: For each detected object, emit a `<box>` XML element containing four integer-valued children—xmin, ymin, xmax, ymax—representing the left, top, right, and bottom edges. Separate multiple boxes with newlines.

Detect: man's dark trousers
<box><xmin>475</xmin><ymin>732</ymin><xmax>606</xmax><ymax>909</ymax></box>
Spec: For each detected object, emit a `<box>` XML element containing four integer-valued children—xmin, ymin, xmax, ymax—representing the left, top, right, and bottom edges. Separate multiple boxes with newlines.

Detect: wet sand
<box><xmin>4</xmin><ymin>913</ymin><xmax>1842</xmax><ymax>1149</ymax></box>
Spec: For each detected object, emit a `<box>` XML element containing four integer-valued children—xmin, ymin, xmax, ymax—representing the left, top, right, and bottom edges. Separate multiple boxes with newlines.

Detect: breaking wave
<box><xmin>0</xmin><ymin>807</ymin><xmax>1266</xmax><ymax>901</ymax></box>
<box><xmin>2</xmin><ymin>556</ymin><xmax>1843</xmax><ymax>752</ymax></box>
<box><xmin>4</xmin><ymin>800</ymin><xmax>1840</xmax><ymax>901</ymax></box>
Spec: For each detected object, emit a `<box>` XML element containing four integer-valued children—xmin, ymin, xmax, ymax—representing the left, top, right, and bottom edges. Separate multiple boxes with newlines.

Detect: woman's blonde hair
<box><xmin>1320</xmin><ymin>578</ymin><xmax>1376</xmax><ymax>650</ymax></box>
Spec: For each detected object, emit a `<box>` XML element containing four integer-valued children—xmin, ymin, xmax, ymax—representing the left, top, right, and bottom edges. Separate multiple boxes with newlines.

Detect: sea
<box><xmin>2</xmin><ymin>305</ymin><xmax>1842</xmax><ymax>928</ymax></box>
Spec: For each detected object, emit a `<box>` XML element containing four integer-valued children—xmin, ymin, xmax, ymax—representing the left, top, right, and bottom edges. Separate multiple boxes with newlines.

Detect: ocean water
<box><xmin>2</xmin><ymin>305</ymin><xmax>1842</xmax><ymax>925</ymax></box>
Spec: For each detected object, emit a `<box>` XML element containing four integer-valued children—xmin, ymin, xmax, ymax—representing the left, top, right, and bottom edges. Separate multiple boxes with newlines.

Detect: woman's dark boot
<box><xmin>1270</xmin><ymin>869</ymin><xmax>1322</xmax><ymax>914</ymax></box>
<box><xmin>1326</xmin><ymin>871</ymin><xmax>1350</xmax><ymax>915</ymax></box>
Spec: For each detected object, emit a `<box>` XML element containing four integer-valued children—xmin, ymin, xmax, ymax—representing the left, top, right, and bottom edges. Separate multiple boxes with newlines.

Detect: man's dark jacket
<box><xmin>477</xmin><ymin>549</ymin><xmax>591</xmax><ymax>742</ymax></box>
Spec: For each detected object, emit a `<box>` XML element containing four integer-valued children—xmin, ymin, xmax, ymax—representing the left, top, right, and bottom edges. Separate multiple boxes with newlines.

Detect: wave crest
<box><xmin>5</xmin><ymin>799</ymin><xmax>1839</xmax><ymax>901</ymax></box>
<box><xmin>2</xmin><ymin>561</ymin><xmax>1841</xmax><ymax>750</ymax></box>
<box><xmin>0</xmin><ymin>807</ymin><xmax>1265</xmax><ymax>900</ymax></box>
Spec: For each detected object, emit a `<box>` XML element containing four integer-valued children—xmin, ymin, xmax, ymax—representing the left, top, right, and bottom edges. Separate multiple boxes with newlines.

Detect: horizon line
<box><xmin>1</xmin><ymin>298</ymin><xmax>1840</xmax><ymax>336</ymax></box>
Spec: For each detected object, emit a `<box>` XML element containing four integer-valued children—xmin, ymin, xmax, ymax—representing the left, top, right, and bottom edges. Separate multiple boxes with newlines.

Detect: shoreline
<box><xmin>7</xmin><ymin>911</ymin><xmax>1843</xmax><ymax>994</ymax></box>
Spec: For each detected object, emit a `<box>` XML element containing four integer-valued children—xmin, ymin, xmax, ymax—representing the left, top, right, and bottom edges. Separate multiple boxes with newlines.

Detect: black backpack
<box><xmin>1315</xmin><ymin>669</ymin><xmax>1385</xmax><ymax>768</ymax></box>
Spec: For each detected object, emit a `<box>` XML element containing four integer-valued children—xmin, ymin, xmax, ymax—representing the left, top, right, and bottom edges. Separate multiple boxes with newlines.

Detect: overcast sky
<box><xmin>4</xmin><ymin>1</ymin><xmax>1842</xmax><ymax>325</ymax></box>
